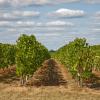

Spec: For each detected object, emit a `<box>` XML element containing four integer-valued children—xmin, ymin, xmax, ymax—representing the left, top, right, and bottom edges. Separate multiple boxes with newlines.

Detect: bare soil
<box><xmin>0</xmin><ymin>60</ymin><xmax>100</xmax><ymax>100</ymax></box>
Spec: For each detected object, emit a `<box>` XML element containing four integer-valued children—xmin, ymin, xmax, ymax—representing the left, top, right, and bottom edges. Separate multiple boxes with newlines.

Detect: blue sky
<box><xmin>0</xmin><ymin>0</ymin><xmax>100</xmax><ymax>50</ymax></box>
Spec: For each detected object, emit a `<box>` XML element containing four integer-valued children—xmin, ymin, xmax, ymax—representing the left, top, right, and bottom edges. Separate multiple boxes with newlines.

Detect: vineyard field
<box><xmin>0</xmin><ymin>35</ymin><xmax>100</xmax><ymax>100</ymax></box>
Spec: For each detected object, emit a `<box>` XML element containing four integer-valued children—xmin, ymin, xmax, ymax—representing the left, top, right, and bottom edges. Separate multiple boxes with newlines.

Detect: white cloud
<box><xmin>34</xmin><ymin>33</ymin><xmax>61</xmax><ymax>37</ymax></box>
<box><xmin>0</xmin><ymin>20</ymin><xmax>74</xmax><ymax>28</ymax></box>
<box><xmin>88</xmin><ymin>11</ymin><xmax>100</xmax><ymax>35</ymax></box>
<box><xmin>0</xmin><ymin>10</ymin><xmax>40</xmax><ymax>21</ymax></box>
<box><xmin>0</xmin><ymin>20</ymin><xmax>74</xmax><ymax>36</ymax></box>
<box><xmin>95</xmin><ymin>11</ymin><xmax>100</xmax><ymax>17</ymax></box>
<box><xmin>0</xmin><ymin>0</ymin><xmax>99</xmax><ymax>7</ymax></box>
<box><xmin>16</xmin><ymin>20</ymin><xmax>73</xmax><ymax>27</ymax></box>
<box><xmin>0</xmin><ymin>21</ymin><xmax>10</xmax><ymax>26</ymax></box>
<box><xmin>0</xmin><ymin>0</ymin><xmax>6</xmax><ymax>3</ymax></box>
<box><xmin>0</xmin><ymin>0</ymin><xmax>80</xmax><ymax>6</ymax></box>
<box><xmin>11</xmin><ymin>0</ymin><xmax>33</xmax><ymax>6</ymax></box>
<box><xmin>0</xmin><ymin>0</ymin><xmax>33</xmax><ymax>6</ymax></box>
<box><xmin>46</xmin><ymin>21</ymin><xmax>74</xmax><ymax>26</ymax></box>
<box><xmin>52</xmin><ymin>0</ymin><xmax>79</xmax><ymax>4</ymax></box>
<box><xmin>32</xmin><ymin>0</ymin><xmax>50</xmax><ymax>5</ymax></box>
<box><xmin>13</xmin><ymin>11</ymin><xmax>40</xmax><ymax>17</ymax></box>
<box><xmin>0</xmin><ymin>21</ymin><xmax>14</xmax><ymax>27</ymax></box>
<box><xmin>9</xmin><ymin>0</ymin><xmax>50</xmax><ymax>6</ymax></box>
<box><xmin>48</xmin><ymin>8</ymin><xmax>85</xmax><ymax>18</ymax></box>
<box><xmin>16</xmin><ymin>21</ymin><xmax>35</xmax><ymax>26</ymax></box>
<box><xmin>36</xmin><ymin>22</ymin><xmax>43</xmax><ymax>27</ymax></box>
<box><xmin>92</xmin><ymin>28</ymin><xmax>100</xmax><ymax>31</ymax></box>
<box><xmin>85</xmin><ymin>0</ymin><xmax>100</xmax><ymax>4</ymax></box>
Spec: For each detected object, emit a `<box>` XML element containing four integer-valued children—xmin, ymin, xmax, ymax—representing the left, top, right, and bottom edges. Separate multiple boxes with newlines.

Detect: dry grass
<box><xmin>0</xmin><ymin>84</ymin><xmax>100</xmax><ymax>100</ymax></box>
<box><xmin>0</xmin><ymin>73</ymin><xmax>100</xmax><ymax>100</ymax></box>
<box><xmin>0</xmin><ymin>61</ymin><xmax>100</xmax><ymax>100</ymax></box>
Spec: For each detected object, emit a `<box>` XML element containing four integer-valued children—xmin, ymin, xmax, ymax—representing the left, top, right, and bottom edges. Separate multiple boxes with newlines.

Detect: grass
<box><xmin>0</xmin><ymin>85</ymin><xmax>100</xmax><ymax>100</ymax></box>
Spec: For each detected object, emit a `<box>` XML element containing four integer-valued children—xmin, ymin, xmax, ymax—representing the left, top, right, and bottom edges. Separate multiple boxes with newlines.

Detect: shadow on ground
<box><xmin>0</xmin><ymin>72</ymin><xmax>19</xmax><ymax>84</ymax></box>
<box><xmin>90</xmin><ymin>76</ymin><xmax>100</xmax><ymax>90</ymax></box>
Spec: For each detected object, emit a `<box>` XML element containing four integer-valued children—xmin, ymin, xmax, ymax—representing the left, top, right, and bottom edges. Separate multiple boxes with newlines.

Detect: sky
<box><xmin>0</xmin><ymin>0</ymin><xmax>100</xmax><ymax>50</ymax></box>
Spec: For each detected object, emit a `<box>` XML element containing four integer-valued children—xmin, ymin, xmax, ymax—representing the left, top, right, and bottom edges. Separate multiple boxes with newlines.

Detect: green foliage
<box><xmin>53</xmin><ymin>38</ymin><xmax>95</xmax><ymax>85</ymax></box>
<box><xmin>16</xmin><ymin>34</ymin><xmax>50</xmax><ymax>77</ymax></box>
<box><xmin>93</xmin><ymin>56</ymin><xmax>100</xmax><ymax>70</ymax></box>
<box><xmin>91</xmin><ymin>45</ymin><xmax>100</xmax><ymax>56</ymax></box>
<box><xmin>81</xmin><ymin>71</ymin><xmax>93</xmax><ymax>79</ymax></box>
<box><xmin>91</xmin><ymin>45</ymin><xmax>100</xmax><ymax>71</ymax></box>
<box><xmin>0</xmin><ymin>43</ymin><xmax>16</xmax><ymax>69</ymax></box>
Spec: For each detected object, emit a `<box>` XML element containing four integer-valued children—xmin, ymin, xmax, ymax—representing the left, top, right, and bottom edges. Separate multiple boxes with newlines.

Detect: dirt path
<box><xmin>55</xmin><ymin>60</ymin><xmax>78</xmax><ymax>89</ymax></box>
<box><xmin>27</xmin><ymin>58</ymin><xmax>79</xmax><ymax>90</ymax></box>
<box><xmin>27</xmin><ymin>59</ymin><xmax>76</xmax><ymax>86</ymax></box>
